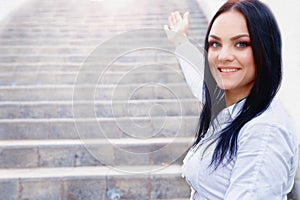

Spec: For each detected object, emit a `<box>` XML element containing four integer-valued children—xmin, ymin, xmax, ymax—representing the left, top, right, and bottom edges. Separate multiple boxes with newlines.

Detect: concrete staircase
<box><xmin>0</xmin><ymin>0</ymin><xmax>208</xmax><ymax>199</ymax></box>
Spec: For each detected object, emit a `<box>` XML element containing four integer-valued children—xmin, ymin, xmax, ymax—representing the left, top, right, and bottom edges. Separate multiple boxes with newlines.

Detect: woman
<box><xmin>165</xmin><ymin>0</ymin><xmax>299</xmax><ymax>199</ymax></box>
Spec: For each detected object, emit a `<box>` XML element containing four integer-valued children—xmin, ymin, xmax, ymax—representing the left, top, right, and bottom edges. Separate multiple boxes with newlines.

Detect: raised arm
<box><xmin>164</xmin><ymin>11</ymin><xmax>205</xmax><ymax>102</ymax></box>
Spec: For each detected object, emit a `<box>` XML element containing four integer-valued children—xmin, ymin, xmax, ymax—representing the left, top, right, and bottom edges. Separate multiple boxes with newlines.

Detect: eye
<box><xmin>235</xmin><ymin>41</ymin><xmax>251</xmax><ymax>48</ymax></box>
<box><xmin>209</xmin><ymin>41</ymin><xmax>221</xmax><ymax>48</ymax></box>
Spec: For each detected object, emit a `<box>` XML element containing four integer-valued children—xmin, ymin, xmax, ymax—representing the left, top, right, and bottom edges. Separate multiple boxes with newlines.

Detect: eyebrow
<box><xmin>209</xmin><ymin>34</ymin><xmax>250</xmax><ymax>40</ymax></box>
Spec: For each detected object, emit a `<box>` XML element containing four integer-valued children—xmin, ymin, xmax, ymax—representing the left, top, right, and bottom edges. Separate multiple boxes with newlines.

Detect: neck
<box><xmin>225</xmin><ymin>90</ymin><xmax>248</xmax><ymax>107</ymax></box>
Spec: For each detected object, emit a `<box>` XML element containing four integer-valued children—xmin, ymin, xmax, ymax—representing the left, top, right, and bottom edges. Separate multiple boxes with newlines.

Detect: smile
<box><xmin>218</xmin><ymin>67</ymin><xmax>240</xmax><ymax>73</ymax></box>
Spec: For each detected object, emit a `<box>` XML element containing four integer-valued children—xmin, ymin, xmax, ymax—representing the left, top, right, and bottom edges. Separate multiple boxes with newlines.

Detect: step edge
<box><xmin>0</xmin><ymin>165</ymin><xmax>183</xmax><ymax>179</ymax></box>
<box><xmin>0</xmin><ymin>137</ymin><xmax>194</xmax><ymax>147</ymax></box>
<box><xmin>0</xmin><ymin>115</ymin><xmax>199</xmax><ymax>123</ymax></box>
<box><xmin>0</xmin><ymin>98</ymin><xmax>200</xmax><ymax>105</ymax></box>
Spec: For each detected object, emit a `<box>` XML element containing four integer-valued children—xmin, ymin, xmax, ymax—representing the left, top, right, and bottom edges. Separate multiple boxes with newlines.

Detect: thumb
<box><xmin>163</xmin><ymin>24</ymin><xmax>170</xmax><ymax>31</ymax></box>
<box><xmin>163</xmin><ymin>24</ymin><xmax>171</xmax><ymax>35</ymax></box>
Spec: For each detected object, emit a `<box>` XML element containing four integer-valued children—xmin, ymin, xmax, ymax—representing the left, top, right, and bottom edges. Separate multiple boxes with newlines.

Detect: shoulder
<box><xmin>235</xmin><ymin>99</ymin><xmax>299</xmax><ymax>180</ymax></box>
<box><xmin>253</xmin><ymin>98</ymin><xmax>288</xmax><ymax>121</ymax></box>
<box><xmin>243</xmin><ymin>98</ymin><xmax>295</xmax><ymax>133</ymax></box>
<box><xmin>238</xmin><ymin>98</ymin><xmax>298</xmax><ymax>151</ymax></box>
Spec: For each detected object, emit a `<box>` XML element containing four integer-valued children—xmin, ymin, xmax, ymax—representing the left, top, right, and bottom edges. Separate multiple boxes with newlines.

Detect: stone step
<box><xmin>0</xmin><ymin>99</ymin><xmax>201</xmax><ymax>119</ymax></box>
<box><xmin>0</xmin><ymin>35</ymin><xmax>205</xmax><ymax>47</ymax></box>
<box><xmin>0</xmin><ymin>70</ymin><xmax>187</xmax><ymax>86</ymax></box>
<box><xmin>0</xmin><ymin>83</ymin><xmax>197</xmax><ymax>101</ymax></box>
<box><xmin>0</xmin><ymin>46</ymin><xmax>94</xmax><ymax>55</ymax></box>
<box><xmin>0</xmin><ymin>36</ymin><xmax>199</xmax><ymax>46</ymax></box>
<box><xmin>1</xmin><ymin>13</ymin><xmax>205</xmax><ymax>23</ymax></box>
<box><xmin>0</xmin><ymin>23</ymin><xmax>206</xmax><ymax>35</ymax></box>
<box><xmin>0</xmin><ymin>165</ymin><xmax>190</xmax><ymax>200</ymax></box>
<box><xmin>0</xmin><ymin>60</ymin><xmax>183</xmax><ymax>73</ymax></box>
<box><xmin>0</xmin><ymin>138</ymin><xmax>193</xmax><ymax>168</ymax></box>
<box><xmin>0</xmin><ymin>20</ymin><xmax>206</xmax><ymax>30</ymax></box>
<box><xmin>0</xmin><ymin>116</ymin><xmax>199</xmax><ymax>140</ymax></box>
<box><xmin>0</xmin><ymin>49</ymin><xmax>182</xmax><ymax>62</ymax></box>
<box><xmin>0</xmin><ymin>63</ymin><xmax>81</xmax><ymax>73</ymax></box>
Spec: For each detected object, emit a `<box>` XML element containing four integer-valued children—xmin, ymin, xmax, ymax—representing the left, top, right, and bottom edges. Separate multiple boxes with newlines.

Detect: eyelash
<box><xmin>235</xmin><ymin>41</ymin><xmax>251</xmax><ymax>48</ymax></box>
<box><xmin>208</xmin><ymin>41</ymin><xmax>251</xmax><ymax>49</ymax></box>
<box><xmin>208</xmin><ymin>41</ymin><xmax>220</xmax><ymax>48</ymax></box>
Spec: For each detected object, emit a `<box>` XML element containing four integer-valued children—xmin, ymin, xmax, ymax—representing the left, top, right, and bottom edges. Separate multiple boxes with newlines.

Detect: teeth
<box><xmin>220</xmin><ymin>68</ymin><xmax>238</xmax><ymax>73</ymax></box>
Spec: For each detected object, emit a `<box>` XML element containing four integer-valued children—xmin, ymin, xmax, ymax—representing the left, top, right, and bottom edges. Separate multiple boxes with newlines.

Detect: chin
<box><xmin>216</xmin><ymin>82</ymin><xmax>231</xmax><ymax>90</ymax></box>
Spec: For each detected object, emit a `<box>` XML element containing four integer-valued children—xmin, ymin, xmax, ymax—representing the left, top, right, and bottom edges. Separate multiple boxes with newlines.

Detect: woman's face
<box><xmin>208</xmin><ymin>10</ymin><xmax>256</xmax><ymax>97</ymax></box>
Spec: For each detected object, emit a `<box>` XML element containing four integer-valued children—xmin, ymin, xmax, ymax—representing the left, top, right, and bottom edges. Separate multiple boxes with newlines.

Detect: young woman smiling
<box><xmin>165</xmin><ymin>0</ymin><xmax>299</xmax><ymax>199</ymax></box>
<box><xmin>207</xmin><ymin>10</ymin><xmax>256</xmax><ymax>107</ymax></box>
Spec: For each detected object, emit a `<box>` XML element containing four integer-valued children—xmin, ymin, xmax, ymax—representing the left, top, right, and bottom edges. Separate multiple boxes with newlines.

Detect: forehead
<box><xmin>210</xmin><ymin>10</ymin><xmax>249</xmax><ymax>37</ymax></box>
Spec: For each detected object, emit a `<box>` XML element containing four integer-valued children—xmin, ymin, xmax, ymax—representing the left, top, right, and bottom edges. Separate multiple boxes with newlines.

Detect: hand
<box><xmin>164</xmin><ymin>11</ymin><xmax>190</xmax><ymax>46</ymax></box>
<box><xmin>165</xmin><ymin>11</ymin><xmax>189</xmax><ymax>35</ymax></box>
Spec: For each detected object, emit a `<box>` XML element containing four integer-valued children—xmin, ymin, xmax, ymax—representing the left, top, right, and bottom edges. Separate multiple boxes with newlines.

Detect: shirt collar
<box><xmin>227</xmin><ymin>98</ymin><xmax>246</xmax><ymax>120</ymax></box>
<box><xmin>213</xmin><ymin>98</ymin><xmax>246</xmax><ymax>126</ymax></box>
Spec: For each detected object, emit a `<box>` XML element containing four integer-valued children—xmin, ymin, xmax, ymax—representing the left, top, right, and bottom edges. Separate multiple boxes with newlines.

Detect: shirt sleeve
<box><xmin>224</xmin><ymin>123</ymin><xmax>299</xmax><ymax>200</ymax></box>
<box><xmin>174</xmin><ymin>40</ymin><xmax>205</xmax><ymax>102</ymax></box>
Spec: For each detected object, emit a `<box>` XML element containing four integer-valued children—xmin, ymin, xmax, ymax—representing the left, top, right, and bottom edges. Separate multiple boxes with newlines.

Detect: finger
<box><xmin>175</xmin><ymin>11</ymin><xmax>182</xmax><ymax>21</ymax></box>
<box><xmin>172</xmin><ymin>11</ymin><xmax>180</xmax><ymax>24</ymax></box>
<box><xmin>168</xmin><ymin>15</ymin><xmax>174</xmax><ymax>28</ymax></box>
<box><xmin>168</xmin><ymin>15</ymin><xmax>172</xmax><ymax>26</ymax></box>
<box><xmin>170</xmin><ymin>12</ymin><xmax>177</xmax><ymax>25</ymax></box>
<box><xmin>163</xmin><ymin>24</ymin><xmax>170</xmax><ymax>31</ymax></box>
<box><xmin>183</xmin><ymin>11</ymin><xmax>190</xmax><ymax>24</ymax></box>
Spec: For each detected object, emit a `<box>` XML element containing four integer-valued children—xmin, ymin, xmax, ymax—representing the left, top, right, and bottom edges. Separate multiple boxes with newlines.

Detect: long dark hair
<box><xmin>195</xmin><ymin>0</ymin><xmax>282</xmax><ymax>167</ymax></box>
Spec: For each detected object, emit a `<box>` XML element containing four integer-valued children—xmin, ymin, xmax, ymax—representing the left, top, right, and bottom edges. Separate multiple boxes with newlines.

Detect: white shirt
<box><xmin>177</xmin><ymin>41</ymin><xmax>299</xmax><ymax>200</ymax></box>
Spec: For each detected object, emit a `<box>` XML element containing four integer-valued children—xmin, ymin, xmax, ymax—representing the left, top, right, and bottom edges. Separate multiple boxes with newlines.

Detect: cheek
<box><xmin>207</xmin><ymin>51</ymin><xmax>217</xmax><ymax>69</ymax></box>
<box><xmin>207</xmin><ymin>50</ymin><xmax>214</xmax><ymax>62</ymax></box>
<box><xmin>240</xmin><ymin>49</ymin><xmax>255</xmax><ymax>65</ymax></box>
<box><xmin>241</xmin><ymin>53</ymin><xmax>256</xmax><ymax>74</ymax></box>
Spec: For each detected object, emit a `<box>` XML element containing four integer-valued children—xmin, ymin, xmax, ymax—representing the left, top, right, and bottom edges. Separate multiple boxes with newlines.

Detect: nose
<box><xmin>218</xmin><ymin>46</ymin><xmax>234</xmax><ymax>63</ymax></box>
